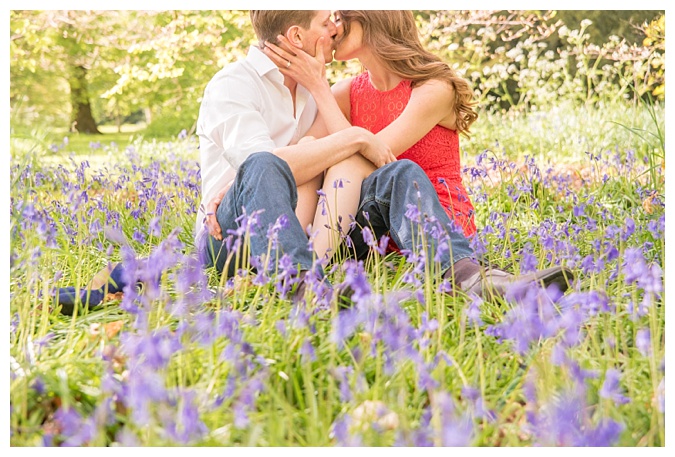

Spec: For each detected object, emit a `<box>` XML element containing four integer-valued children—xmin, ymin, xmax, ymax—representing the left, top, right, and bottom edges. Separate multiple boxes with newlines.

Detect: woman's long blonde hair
<box><xmin>338</xmin><ymin>10</ymin><xmax>478</xmax><ymax>136</ymax></box>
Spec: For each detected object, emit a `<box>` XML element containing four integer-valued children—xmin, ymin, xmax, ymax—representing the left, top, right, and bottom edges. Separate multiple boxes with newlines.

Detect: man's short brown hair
<box><xmin>249</xmin><ymin>10</ymin><xmax>316</xmax><ymax>45</ymax></box>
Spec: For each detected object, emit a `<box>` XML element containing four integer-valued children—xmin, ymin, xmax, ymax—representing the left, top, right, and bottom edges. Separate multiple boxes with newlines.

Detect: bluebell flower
<box><xmin>636</xmin><ymin>328</ymin><xmax>651</xmax><ymax>356</ymax></box>
<box><xmin>462</xmin><ymin>386</ymin><xmax>496</xmax><ymax>422</ymax></box>
<box><xmin>132</xmin><ymin>228</ymin><xmax>146</xmax><ymax>244</ymax></box>
<box><xmin>330</xmin><ymin>415</ymin><xmax>362</xmax><ymax>446</ymax></box>
<box><xmin>466</xmin><ymin>294</ymin><xmax>483</xmax><ymax>326</ymax></box>
<box><xmin>519</xmin><ymin>246</ymin><xmax>538</xmax><ymax>274</ymax></box>
<box><xmin>166</xmin><ymin>390</ymin><xmax>208</xmax><ymax>444</ymax></box>
<box><xmin>331</xmin><ymin>366</ymin><xmax>353</xmax><ymax>402</ymax></box>
<box><xmin>267</xmin><ymin>214</ymin><xmax>290</xmax><ymax>249</ymax></box>
<box><xmin>121</xmin><ymin>327</ymin><xmax>182</xmax><ymax>370</ymax></box>
<box><xmin>621</xmin><ymin>217</ymin><xmax>635</xmax><ymax>241</ymax></box>
<box><xmin>657</xmin><ymin>378</ymin><xmax>665</xmax><ymax>413</ymax></box>
<box><xmin>361</xmin><ymin>226</ymin><xmax>376</xmax><ymax>249</ymax></box>
<box><xmin>104</xmin><ymin>225</ymin><xmax>128</xmax><ymax>245</ymax></box>
<box><xmin>54</xmin><ymin>407</ymin><xmax>97</xmax><ymax>446</ymax></box>
<box><xmin>486</xmin><ymin>283</ymin><xmax>560</xmax><ymax>354</ymax></box>
<box><xmin>600</xmin><ymin>368</ymin><xmax>630</xmax><ymax>405</ymax></box>
<box><xmin>436</xmin><ymin>392</ymin><xmax>474</xmax><ymax>446</ymax></box>
<box><xmin>149</xmin><ymin>216</ymin><xmax>162</xmax><ymax>236</ymax></box>
<box><xmin>404</xmin><ymin>204</ymin><xmax>421</xmax><ymax>223</ymax></box>
<box><xmin>275</xmin><ymin>253</ymin><xmax>299</xmax><ymax>298</ymax></box>
<box><xmin>528</xmin><ymin>386</ymin><xmax>623</xmax><ymax>446</ymax></box>
<box><xmin>300</xmin><ymin>340</ymin><xmax>316</xmax><ymax>363</ymax></box>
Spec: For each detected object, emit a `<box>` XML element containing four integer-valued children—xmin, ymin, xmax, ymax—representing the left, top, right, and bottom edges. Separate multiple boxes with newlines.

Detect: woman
<box><xmin>264</xmin><ymin>10</ymin><xmax>478</xmax><ymax>261</ymax></box>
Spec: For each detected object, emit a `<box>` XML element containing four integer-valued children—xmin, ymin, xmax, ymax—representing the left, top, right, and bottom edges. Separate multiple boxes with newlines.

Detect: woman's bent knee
<box><xmin>328</xmin><ymin>154</ymin><xmax>376</xmax><ymax>180</ymax></box>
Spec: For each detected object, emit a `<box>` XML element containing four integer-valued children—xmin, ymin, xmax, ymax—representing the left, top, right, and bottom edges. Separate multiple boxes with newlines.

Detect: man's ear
<box><xmin>284</xmin><ymin>25</ymin><xmax>304</xmax><ymax>49</ymax></box>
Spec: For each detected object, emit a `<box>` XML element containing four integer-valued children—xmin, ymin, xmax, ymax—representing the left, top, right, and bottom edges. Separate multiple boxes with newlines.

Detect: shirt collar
<box><xmin>246</xmin><ymin>45</ymin><xmax>281</xmax><ymax>79</ymax></box>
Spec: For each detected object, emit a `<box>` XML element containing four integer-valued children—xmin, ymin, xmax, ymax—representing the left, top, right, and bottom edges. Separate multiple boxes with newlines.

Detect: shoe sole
<box><xmin>522</xmin><ymin>266</ymin><xmax>574</xmax><ymax>293</ymax></box>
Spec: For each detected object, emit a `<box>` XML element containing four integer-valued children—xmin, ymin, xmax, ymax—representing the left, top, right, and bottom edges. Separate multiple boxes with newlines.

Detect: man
<box><xmin>196</xmin><ymin>10</ymin><xmax>573</xmax><ymax>299</ymax></box>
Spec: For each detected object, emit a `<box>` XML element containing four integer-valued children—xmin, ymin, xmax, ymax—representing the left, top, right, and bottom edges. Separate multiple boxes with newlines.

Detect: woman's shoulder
<box><xmin>331</xmin><ymin>76</ymin><xmax>356</xmax><ymax>121</ymax></box>
<box><xmin>412</xmin><ymin>78</ymin><xmax>454</xmax><ymax>97</ymax></box>
<box><xmin>411</xmin><ymin>78</ymin><xmax>455</xmax><ymax>108</ymax></box>
<box><xmin>331</xmin><ymin>76</ymin><xmax>356</xmax><ymax>103</ymax></box>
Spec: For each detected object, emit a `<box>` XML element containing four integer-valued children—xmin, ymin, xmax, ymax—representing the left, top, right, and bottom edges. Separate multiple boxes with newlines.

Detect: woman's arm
<box><xmin>377</xmin><ymin>80</ymin><xmax>456</xmax><ymax>157</ymax></box>
<box><xmin>332</xmin><ymin>77</ymin><xmax>456</xmax><ymax>157</ymax></box>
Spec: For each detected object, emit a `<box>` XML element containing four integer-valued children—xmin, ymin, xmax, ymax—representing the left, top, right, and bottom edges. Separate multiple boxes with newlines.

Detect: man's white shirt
<box><xmin>195</xmin><ymin>45</ymin><xmax>318</xmax><ymax>240</ymax></box>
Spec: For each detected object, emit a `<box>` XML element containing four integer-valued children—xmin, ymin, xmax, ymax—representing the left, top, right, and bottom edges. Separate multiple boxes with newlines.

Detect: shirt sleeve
<box><xmin>199</xmin><ymin>72</ymin><xmax>277</xmax><ymax>170</ymax></box>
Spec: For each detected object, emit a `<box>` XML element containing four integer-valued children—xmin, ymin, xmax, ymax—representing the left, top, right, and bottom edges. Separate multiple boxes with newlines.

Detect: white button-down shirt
<box><xmin>195</xmin><ymin>46</ymin><xmax>318</xmax><ymax>240</ymax></box>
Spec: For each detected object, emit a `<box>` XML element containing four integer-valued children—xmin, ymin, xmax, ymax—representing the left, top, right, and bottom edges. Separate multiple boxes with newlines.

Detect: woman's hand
<box><xmin>263</xmin><ymin>36</ymin><xmax>328</xmax><ymax>93</ymax></box>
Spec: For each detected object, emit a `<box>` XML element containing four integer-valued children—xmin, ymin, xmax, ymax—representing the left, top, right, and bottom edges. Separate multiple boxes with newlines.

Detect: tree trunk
<box><xmin>69</xmin><ymin>64</ymin><xmax>101</xmax><ymax>134</ymax></box>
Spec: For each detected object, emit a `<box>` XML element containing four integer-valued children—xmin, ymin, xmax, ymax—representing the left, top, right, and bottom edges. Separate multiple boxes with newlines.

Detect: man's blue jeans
<box><xmin>200</xmin><ymin>152</ymin><xmax>474</xmax><ymax>277</ymax></box>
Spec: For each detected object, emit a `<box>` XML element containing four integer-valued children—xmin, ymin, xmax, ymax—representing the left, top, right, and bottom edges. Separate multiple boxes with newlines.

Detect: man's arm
<box><xmin>273</xmin><ymin>126</ymin><xmax>392</xmax><ymax>187</ymax></box>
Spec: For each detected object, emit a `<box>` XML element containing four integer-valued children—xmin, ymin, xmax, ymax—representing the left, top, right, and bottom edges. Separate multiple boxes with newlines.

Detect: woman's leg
<box><xmin>312</xmin><ymin>153</ymin><xmax>376</xmax><ymax>261</ymax></box>
<box><xmin>296</xmin><ymin>173</ymin><xmax>323</xmax><ymax>234</ymax></box>
<box><xmin>294</xmin><ymin>136</ymin><xmax>323</xmax><ymax>236</ymax></box>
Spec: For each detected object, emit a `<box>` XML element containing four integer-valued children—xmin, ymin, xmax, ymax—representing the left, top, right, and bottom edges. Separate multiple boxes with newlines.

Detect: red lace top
<box><xmin>350</xmin><ymin>72</ymin><xmax>476</xmax><ymax>237</ymax></box>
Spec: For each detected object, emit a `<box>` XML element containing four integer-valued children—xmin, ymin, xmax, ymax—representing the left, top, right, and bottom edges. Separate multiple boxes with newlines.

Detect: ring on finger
<box><xmin>286</xmin><ymin>60</ymin><xmax>291</xmax><ymax>68</ymax></box>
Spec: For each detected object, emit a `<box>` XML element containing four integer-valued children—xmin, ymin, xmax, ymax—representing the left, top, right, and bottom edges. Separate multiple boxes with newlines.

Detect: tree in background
<box><xmin>10</xmin><ymin>11</ymin><xmax>133</xmax><ymax>134</ymax></box>
<box><xmin>106</xmin><ymin>10</ymin><xmax>253</xmax><ymax>137</ymax></box>
<box><xmin>10</xmin><ymin>10</ymin><xmax>253</xmax><ymax>135</ymax></box>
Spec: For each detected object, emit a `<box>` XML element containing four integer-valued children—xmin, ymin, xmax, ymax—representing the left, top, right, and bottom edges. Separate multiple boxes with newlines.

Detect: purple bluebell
<box><xmin>462</xmin><ymin>386</ymin><xmax>496</xmax><ymax>422</ymax></box>
<box><xmin>54</xmin><ymin>407</ymin><xmax>96</xmax><ymax>447</ymax></box>
<box><xmin>104</xmin><ymin>225</ymin><xmax>128</xmax><ymax>245</ymax></box>
<box><xmin>120</xmin><ymin>327</ymin><xmax>182</xmax><ymax>370</ymax></box>
<box><xmin>361</xmin><ymin>226</ymin><xmax>376</xmax><ymax>249</ymax></box>
<box><xmin>250</xmin><ymin>255</ymin><xmax>271</xmax><ymax>286</ymax></box>
<box><xmin>436</xmin><ymin>392</ymin><xmax>474</xmax><ymax>446</ymax></box>
<box><xmin>149</xmin><ymin>216</ymin><xmax>162</xmax><ymax>236</ymax></box>
<box><xmin>621</xmin><ymin>217</ymin><xmax>635</xmax><ymax>241</ymax></box>
<box><xmin>416</xmin><ymin>364</ymin><xmax>440</xmax><ymax>392</ymax></box>
<box><xmin>31</xmin><ymin>376</ymin><xmax>46</xmax><ymax>395</ymax></box>
<box><xmin>165</xmin><ymin>390</ymin><xmax>208</xmax><ymax>444</ymax></box>
<box><xmin>635</xmin><ymin>328</ymin><xmax>651</xmax><ymax>356</ymax></box>
<box><xmin>599</xmin><ymin>368</ymin><xmax>630</xmax><ymax>405</ymax></box>
<box><xmin>331</xmin><ymin>366</ymin><xmax>353</xmax><ymax>402</ymax></box>
<box><xmin>485</xmin><ymin>282</ymin><xmax>560</xmax><ymax>354</ymax></box>
<box><xmin>527</xmin><ymin>386</ymin><xmax>623</xmax><ymax>446</ymax></box>
<box><xmin>657</xmin><ymin>378</ymin><xmax>665</xmax><ymax>413</ymax></box>
<box><xmin>275</xmin><ymin>319</ymin><xmax>287</xmax><ymax>338</ymax></box>
<box><xmin>300</xmin><ymin>340</ymin><xmax>316</xmax><ymax>363</ymax></box>
<box><xmin>466</xmin><ymin>294</ymin><xmax>483</xmax><ymax>326</ymax></box>
<box><xmin>132</xmin><ymin>228</ymin><xmax>146</xmax><ymax>244</ymax></box>
<box><xmin>267</xmin><ymin>213</ymin><xmax>290</xmax><ymax>249</ymax></box>
<box><xmin>289</xmin><ymin>304</ymin><xmax>309</xmax><ymax>330</ymax></box>
<box><xmin>331</xmin><ymin>415</ymin><xmax>362</xmax><ymax>446</ymax></box>
<box><xmin>404</xmin><ymin>204</ymin><xmax>421</xmax><ymax>224</ymax></box>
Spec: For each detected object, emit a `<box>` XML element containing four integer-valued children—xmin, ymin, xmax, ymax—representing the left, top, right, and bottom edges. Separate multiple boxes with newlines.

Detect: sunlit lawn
<box><xmin>9</xmin><ymin>101</ymin><xmax>665</xmax><ymax>446</ymax></box>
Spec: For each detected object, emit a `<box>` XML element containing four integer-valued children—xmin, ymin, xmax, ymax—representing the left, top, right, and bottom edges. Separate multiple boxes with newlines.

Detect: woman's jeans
<box><xmin>200</xmin><ymin>152</ymin><xmax>474</xmax><ymax>278</ymax></box>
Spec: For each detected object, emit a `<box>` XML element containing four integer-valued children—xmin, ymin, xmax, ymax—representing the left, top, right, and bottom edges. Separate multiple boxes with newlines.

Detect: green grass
<box><xmin>9</xmin><ymin>100</ymin><xmax>665</xmax><ymax>446</ymax></box>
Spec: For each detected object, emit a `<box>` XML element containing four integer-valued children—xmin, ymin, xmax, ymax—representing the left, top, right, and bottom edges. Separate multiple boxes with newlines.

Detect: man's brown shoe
<box><xmin>459</xmin><ymin>265</ymin><xmax>574</xmax><ymax>299</ymax></box>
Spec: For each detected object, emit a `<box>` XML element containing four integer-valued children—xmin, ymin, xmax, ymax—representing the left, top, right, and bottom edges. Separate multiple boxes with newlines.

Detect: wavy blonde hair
<box><xmin>337</xmin><ymin>10</ymin><xmax>478</xmax><ymax>136</ymax></box>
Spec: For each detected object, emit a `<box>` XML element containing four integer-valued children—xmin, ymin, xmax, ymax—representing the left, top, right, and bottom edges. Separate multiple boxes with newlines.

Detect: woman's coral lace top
<box><xmin>350</xmin><ymin>71</ymin><xmax>476</xmax><ymax>237</ymax></box>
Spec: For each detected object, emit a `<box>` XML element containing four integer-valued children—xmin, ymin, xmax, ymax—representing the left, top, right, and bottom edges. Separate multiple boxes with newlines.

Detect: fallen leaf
<box><xmin>104</xmin><ymin>320</ymin><xmax>124</xmax><ymax>339</ymax></box>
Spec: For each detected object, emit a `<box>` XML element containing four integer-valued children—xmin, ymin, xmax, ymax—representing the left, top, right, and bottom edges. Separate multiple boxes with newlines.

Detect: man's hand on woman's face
<box><xmin>263</xmin><ymin>36</ymin><xmax>328</xmax><ymax>92</ymax></box>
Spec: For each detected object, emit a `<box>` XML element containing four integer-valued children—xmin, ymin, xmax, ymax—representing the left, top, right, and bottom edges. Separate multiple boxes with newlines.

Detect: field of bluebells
<box><xmin>9</xmin><ymin>100</ymin><xmax>665</xmax><ymax>446</ymax></box>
